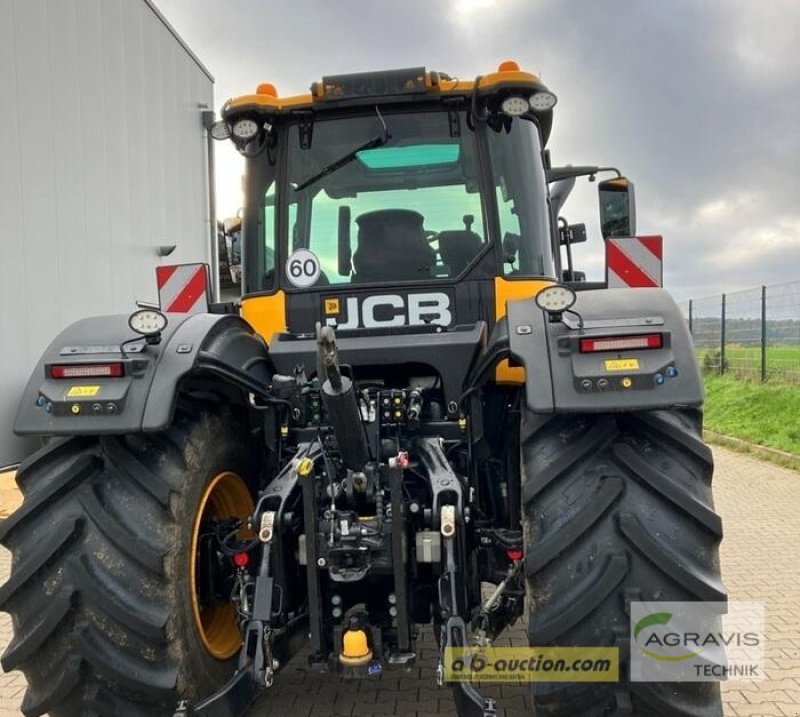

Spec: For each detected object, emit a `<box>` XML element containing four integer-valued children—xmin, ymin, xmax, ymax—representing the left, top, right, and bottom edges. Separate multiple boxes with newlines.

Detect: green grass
<box><xmin>702</xmin><ymin>374</ymin><xmax>800</xmax><ymax>456</ymax></box>
<box><xmin>697</xmin><ymin>345</ymin><xmax>800</xmax><ymax>382</ymax></box>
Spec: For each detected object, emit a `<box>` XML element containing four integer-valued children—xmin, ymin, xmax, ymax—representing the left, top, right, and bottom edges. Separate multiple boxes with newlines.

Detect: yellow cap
<box><xmin>621</xmin><ymin>377</ymin><xmax>633</xmax><ymax>389</ymax></box>
<box><xmin>341</xmin><ymin>629</ymin><xmax>371</xmax><ymax>661</ymax></box>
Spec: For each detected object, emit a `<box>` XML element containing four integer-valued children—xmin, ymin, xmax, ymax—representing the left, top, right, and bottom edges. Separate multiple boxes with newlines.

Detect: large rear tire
<box><xmin>522</xmin><ymin>408</ymin><xmax>725</xmax><ymax>716</ymax></box>
<box><xmin>0</xmin><ymin>405</ymin><xmax>257</xmax><ymax>716</ymax></box>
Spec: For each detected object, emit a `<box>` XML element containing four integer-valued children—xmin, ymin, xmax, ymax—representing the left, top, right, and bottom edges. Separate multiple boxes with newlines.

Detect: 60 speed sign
<box><xmin>285</xmin><ymin>249</ymin><xmax>321</xmax><ymax>287</ymax></box>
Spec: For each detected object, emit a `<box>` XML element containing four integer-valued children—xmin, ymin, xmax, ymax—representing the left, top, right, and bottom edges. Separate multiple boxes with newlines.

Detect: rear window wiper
<box><xmin>294</xmin><ymin>108</ymin><xmax>389</xmax><ymax>192</ymax></box>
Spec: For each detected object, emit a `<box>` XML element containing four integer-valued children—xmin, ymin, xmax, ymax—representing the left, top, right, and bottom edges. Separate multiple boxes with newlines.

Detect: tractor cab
<box><xmin>215</xmin><ymin>64</ymin><xmax>603</xmax><ymax>346</ymax></box>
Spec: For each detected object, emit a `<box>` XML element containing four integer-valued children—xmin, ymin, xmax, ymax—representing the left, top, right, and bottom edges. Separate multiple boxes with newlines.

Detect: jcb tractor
<box><xmin>1</xmin><ymin>62</ymin><xmax>725</xmax><ymax>717</ymax></box>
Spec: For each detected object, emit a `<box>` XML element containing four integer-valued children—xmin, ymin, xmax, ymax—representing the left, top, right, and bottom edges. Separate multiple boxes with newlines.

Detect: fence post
<box><xmin>688</xmin><ymin>299</ymin><xmax>693</xmax><ymax>333</ymax></box>
<box><xmin>761</xmin><ymin>285</ymin><xmax>767</xmax><ymax>382</ymax></box>
<box><xmin>720</xmin><ymin>293</ymin><xmax>726</xmax><ymax>375</ymax></box>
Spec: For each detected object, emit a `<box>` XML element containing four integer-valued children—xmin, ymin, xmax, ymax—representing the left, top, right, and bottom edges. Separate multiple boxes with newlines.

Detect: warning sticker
<box><xmin>605</xmin><ymin>359</ymin><xmax>640</xmax><ymax>372</ymax></box>
<box><xmin>324</xmin><ymin>298</ymin><xmax>340</xmax><ymax>315</ymax></box>
<box><xmin>67</xmin><ymin>385</ymin><xmax>101</xmax><ymax>398</ymax></box>
<box><xmin>285</xmin><ymin>249</ymin><xmax>321</xmax><ymax>288</ymax></box>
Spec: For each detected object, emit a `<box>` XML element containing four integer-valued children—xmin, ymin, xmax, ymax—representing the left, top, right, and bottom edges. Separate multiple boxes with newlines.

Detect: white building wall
<box><xmin>0</xmin><ymin>0</ymin><xmax>214</xmax><ymax>464</ymax></box>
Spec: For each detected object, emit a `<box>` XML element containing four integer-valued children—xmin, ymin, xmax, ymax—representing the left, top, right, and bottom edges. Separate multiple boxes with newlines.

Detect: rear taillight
<box><xmin>50</xmin><ymin>363</ymin><xmax>124</xmax><ymax>379</ymax></box>
<box><xmin>579</xmin><ymin>334</ymin><xmax>663</xmax><ymax>353</ymax></box>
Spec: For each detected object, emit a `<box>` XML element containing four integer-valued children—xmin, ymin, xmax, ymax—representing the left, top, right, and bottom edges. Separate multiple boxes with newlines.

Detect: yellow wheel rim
<box><xmin>190</xmin><ymin>471</ymin><xmax>254</xmax><ymax>660</ymax></box>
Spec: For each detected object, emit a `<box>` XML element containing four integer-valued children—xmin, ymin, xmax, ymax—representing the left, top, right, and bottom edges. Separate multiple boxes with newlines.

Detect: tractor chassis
<box><xmin>175</xmin><ymin>439</ymin><xmax>500</xmax><ymax>717</ymax></box>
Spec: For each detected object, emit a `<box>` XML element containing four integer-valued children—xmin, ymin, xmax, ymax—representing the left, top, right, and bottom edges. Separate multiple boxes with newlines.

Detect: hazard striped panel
<box><xmin>606</xmin><ymin>236</ymin><xmax>663</xmax><ymax>288</ymax></box>
<box><xmin>156</xmin><ymin>263</ymin><xmax>210</xmax><ymax>314</ymax></box>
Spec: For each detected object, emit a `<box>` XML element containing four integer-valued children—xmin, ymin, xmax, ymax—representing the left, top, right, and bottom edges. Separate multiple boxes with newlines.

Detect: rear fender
<box><xmin>14</xmin><ymin>313</ymin><xmax>271</xmax><ymax>437</ymax></box>
<box><xmin>506</xmin><ymin>287</ymin><xmax>702</xmax><ymax>413</ymax></box>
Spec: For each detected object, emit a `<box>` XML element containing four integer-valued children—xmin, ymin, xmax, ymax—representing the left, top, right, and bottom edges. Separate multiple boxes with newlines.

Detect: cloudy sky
<box><xmin>157</xmin><ymin>0</ymin><xmax>800</xmax><ymax>300</ymax></box>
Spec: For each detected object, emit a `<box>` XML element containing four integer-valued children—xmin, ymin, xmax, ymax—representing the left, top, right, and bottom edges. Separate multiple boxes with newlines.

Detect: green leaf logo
<box><xmin>634</xmin><ymin>612</ymin><xmax>673</xmax><ymax>639</ymax></box>
<box><xmin>634</xmin><ymin>611</ymin><xmax>703</xmax><ymax>663</ymax></box>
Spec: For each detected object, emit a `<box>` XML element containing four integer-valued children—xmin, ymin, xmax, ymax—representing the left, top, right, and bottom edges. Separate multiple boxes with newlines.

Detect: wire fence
<box><xmin>677</xmin><ymin>280</ymin><xmax>800</xmax><ymax>383</ymax></box>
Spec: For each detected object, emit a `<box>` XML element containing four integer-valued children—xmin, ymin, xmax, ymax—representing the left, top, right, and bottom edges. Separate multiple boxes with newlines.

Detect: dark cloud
<box><xmin>157</xmin><ymin>0</ymin><xmax>800</xmax><ymax>298</ymax></box>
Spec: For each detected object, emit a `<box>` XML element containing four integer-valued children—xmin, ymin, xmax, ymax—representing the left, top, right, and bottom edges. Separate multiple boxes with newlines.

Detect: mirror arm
<box><xmin>558</xmin><ymin>217</ymin><xmax>575</xmax><ymax>280</ymax></box>
<box><xmin>547</xmin><ymin>165</ymin><xmax>622</xmax><ymax>183</ymax></box>
<box><xmin>593</xmin><ymin>166</ymin><xmax>622</xmax><ymax>179</ymax></box>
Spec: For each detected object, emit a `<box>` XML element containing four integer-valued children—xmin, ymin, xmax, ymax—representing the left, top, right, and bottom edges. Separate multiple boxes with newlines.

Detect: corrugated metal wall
<box><xmin>0</xmin><ymin>0</ymin><xmax>214</xmax><ymax>464</ymax></box>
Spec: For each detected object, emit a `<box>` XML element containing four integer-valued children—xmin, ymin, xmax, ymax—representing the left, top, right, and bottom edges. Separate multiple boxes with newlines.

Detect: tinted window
<box><xmin>284</xmin><ymin>111</ymin><xmax>487</xmax><ymax>287</ymax></box>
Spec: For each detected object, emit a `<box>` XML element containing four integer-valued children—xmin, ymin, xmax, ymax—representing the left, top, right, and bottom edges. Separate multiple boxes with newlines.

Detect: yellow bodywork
<box><xmin>241</xmin><ymin>292</ymin><xmax>287</xmax><ymax>345</ymax></box>
<box><xmin>224</xmin><ymin>64</ymin><xmax>544</xmax><ymax>115</ymax></box>
<box><xmin>494</xmin><ymin>277</ymin><xmax>553</xmax><ymax>383</ymax></box>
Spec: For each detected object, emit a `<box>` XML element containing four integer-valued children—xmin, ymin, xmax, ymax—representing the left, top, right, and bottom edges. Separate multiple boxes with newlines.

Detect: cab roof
<box><xmin>221</xmin><ymin>62</ymin><xmax>556</xmax><ymax>144</ymax></box>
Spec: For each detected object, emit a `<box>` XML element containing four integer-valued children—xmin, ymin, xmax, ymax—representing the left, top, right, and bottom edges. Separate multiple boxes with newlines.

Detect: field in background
<box><xmin>678</xmin><ymin>280</ymin><xmax>800</xmax><ymax>455</ymax></box>
<box><xmin>680</xmin><ymin>280</ymin><xmax>800</xmax><ymax>384</ymax></box>
<box><xmin>698</xmin><ymin>344</ymin><xmax>800</xmax><ymax>382</ymax></box>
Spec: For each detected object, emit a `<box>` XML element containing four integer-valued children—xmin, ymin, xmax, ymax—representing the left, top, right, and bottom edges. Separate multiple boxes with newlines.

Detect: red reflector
<box><xmin>579</xmin><ymin>334</ymin><xmax>663</xmax><ymax>353</ymax></box>
<box><xmin>507</xmin><ymin>549</ymin><xmax>523</xmax><ymax>562</ymax></box>
<box><xmin>51</xmin><ymin>363</ymin><xmax>124</xmax><ymax>379</ymax></box>
<box><xmin>233</xmin><ymin>552</ymin><xmax>249</xmax><ymax>568</ymax></box>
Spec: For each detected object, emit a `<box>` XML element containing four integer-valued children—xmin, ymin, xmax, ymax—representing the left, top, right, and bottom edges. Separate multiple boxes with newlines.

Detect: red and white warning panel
<box><xmin>606</xmin><ymin>236</ymin><xmax>663</xmax><ymax>288</ymax></box>
<box><xmin>156</xmin><ymin>263</ymin><xmax>210</xmax><ymax>314</ymax></box>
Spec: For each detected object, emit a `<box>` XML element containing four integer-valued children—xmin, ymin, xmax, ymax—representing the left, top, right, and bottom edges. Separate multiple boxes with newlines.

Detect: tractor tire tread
<box><xmin>0</xmin><ymin>407</ymin><xmax>254</xmax><ymax>715</ymax></box>
<box><xmin>523</xmin><ymin>409</ymin><xmax>725</xmax><ymax>717</ymax></box>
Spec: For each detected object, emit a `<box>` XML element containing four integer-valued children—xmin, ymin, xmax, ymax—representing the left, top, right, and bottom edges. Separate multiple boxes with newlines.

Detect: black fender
<box><xmin>14</xmin><ymin>312</ymin><xmax>272</xmax><ymax>437</ymax></box>
<box><xmin>505</xmin><ymin>287</ymin><xmax>703</xmax><ymax>413</ymax></box>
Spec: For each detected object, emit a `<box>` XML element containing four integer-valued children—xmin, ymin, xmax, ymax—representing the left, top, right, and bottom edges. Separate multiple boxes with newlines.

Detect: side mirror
<box><xmin>218</xmin><ymin>219</ymin><xmax>242</xmax><ymax>288</ymax></box>
<box><xmin>227</xmin><ymin>232</ymin><xmax>242</xmax><ymax>285</ymax></box>
<box><xmin>217</xmin><ymin>226</ymin><xmax>231</xmax><ymax>285</ymax></box>
<box><xmin>598</xmin><ymin>177</ymin><xmax>636</xmax><ymax>238</ymax></box>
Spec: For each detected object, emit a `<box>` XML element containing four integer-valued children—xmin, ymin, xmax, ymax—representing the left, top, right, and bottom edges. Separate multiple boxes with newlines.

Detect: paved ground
<box><xmin>0</xmin><ymin>473</ymin><xmax>21</xmax><ymax>521</ymax></box>
<box><xmin>0</xmin><ymin>447</ymin><xmax>798</xmax><ymax>716</ymax></box>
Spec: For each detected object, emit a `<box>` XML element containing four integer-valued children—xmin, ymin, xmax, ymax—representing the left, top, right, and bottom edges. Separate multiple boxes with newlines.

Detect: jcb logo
<box><xmin>324</xmin><ymin>292</ymin><xmax>452</xmax><ymax>329</ymax></box>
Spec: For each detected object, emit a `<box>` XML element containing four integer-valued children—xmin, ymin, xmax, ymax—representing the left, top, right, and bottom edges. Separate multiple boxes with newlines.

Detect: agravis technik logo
<box><xmin>630</xmin><ymin>601</ymin><xmax>765</xmax><ymax>682</ymax></box>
